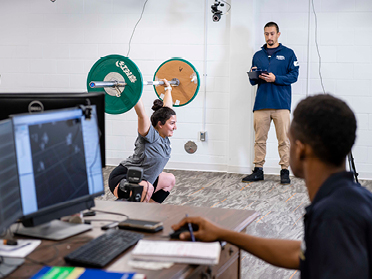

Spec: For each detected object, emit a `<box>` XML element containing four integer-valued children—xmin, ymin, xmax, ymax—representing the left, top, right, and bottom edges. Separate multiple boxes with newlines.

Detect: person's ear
<box><xmin>295</xmin><ymin>140</ymin><xmax>306</xmax><ymax>161</ymax></box>
<box><xmin>300</xmin><ymin>152</ymin><xmax>305</xmax><ymax>161</ymax></box>
<box><xmin>157</xmin><ymin>121</ymin><xmax>162</xmax><ymax>128</ymax></box>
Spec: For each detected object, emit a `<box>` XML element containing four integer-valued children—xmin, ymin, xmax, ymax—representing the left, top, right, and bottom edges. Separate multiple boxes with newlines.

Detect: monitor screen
<box><xmin>0</xmin><ymin>119</ymin><xmax>22</xmax><ymax>232</ymax></box>
<box><xmin>0</xmin><ymin>92</ymin><xmax>106</xmax><ymax>167</ymax></box>
<box><xmin>12</xmin><ymin>106</ymin><xmax>104</xmax><ymax>232</ymax></box>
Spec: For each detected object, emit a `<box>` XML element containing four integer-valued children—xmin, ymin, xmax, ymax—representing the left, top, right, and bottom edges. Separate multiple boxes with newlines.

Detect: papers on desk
<box><xmin>0</xmin><ymin>239</ymin><xmax>41</xmax><ymax>258</ymax></box>
<box><xmin>131</xmin><ymin>240</ymin><xmax>221</xmax><ymax>265</ymax></box>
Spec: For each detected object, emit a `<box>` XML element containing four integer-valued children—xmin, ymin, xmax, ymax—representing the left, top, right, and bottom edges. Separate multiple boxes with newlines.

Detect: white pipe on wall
<box><xmin>306</xmin><ymin>0</ymin><xmax>311</xmax><ymax>97</ymax></box>
<box><xmin>202</xmin><ymin>0</ymin><xmax>209</xmax><ymax>133</ymax></box>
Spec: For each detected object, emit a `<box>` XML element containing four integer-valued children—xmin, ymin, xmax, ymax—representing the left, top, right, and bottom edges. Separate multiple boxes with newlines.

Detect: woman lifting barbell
<box><xmin>108</xmin><ymin>79</ymin><xmax>176</xmax><ymax>203</ymax></box>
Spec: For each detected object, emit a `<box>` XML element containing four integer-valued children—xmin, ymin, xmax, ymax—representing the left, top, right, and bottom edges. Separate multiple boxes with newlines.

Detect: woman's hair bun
<box><xmin>152</xmin><ymin>99</ymin><xmax>164</xmax><ymax>111</ymax></box>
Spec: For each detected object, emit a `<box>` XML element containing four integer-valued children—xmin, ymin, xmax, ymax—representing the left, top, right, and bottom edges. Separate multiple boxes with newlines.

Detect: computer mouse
<box><xmin>169</xmin><ymin>226</ymin><xmax>190</xmax><ymax>239</ymax></box>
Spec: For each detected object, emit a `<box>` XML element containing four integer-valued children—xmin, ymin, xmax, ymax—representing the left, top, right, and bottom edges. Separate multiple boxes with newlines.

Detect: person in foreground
<box><xmin>173</xmin><ymin>94</ymin><xmax>372</xmax><ymax>278</ymax></box>
<box><xmin>108</xmin><ymin>79</ymin><xmax>176</xmax><ymax>203</ymax></box>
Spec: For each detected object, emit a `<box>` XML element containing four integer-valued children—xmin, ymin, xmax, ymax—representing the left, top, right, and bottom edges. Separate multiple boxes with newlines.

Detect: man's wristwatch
<box><xmin>164</xmin><ymin>86</ymin><xmax>172</xmax><ymax>91</ymax></box>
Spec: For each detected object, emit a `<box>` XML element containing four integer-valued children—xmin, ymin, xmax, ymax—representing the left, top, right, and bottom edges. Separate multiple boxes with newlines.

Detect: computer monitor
<box><xmin>0</xmin><ymin>92</ymin><xmax>106</xmax><ymax>167</ymax></box>
<box><xmin>12</xmin><ymin>106</ymin><xmax>105</xmax><ymax>240</ymax></box>
<box><xmin>0</xmin><ymin>119</ymin><xmax>22</xmax><ymax>233</ymax></box>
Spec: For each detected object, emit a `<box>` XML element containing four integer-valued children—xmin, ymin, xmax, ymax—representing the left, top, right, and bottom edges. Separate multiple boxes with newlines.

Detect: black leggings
<box><xmin>108</xmin><ymin>165</ymin><xmax>169</xmax><ymax>203</ymax></box>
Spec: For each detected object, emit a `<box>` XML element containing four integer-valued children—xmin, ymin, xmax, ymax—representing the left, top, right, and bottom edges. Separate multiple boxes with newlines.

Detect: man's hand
<box><xmin>171</xmin><ymin>216</ymin><xmax>224</xmax><ymax>242</ymax></box>
<box><xmin>260</xmin><ymin>72</ymin><xmax>275</xmax><ymax>83</ymax></box>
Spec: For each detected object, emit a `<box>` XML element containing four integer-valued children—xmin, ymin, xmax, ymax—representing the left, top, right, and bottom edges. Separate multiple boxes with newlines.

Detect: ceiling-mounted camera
<box><xmin>211</xmin><ymin>1</ymin><xmax>224</xmax><ymax>22</ymax></box>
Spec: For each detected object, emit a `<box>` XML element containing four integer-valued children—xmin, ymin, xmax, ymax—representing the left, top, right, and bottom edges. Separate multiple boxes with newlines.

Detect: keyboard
<box><xmin>64</xmin><ymin>229</ymin><xmax>143</xmax><ymax>267</ymax></box>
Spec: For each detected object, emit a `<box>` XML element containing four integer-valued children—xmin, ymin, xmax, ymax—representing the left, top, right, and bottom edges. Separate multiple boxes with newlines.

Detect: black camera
<box><xmin>118</xmin><ymin>167</ymin><xmax>144</xmax><ymax>202</ymax></box>
<box><xmin>211</xmin><ymin>1</ymin><xmax>224</xmax><ymax>22</ymax></box>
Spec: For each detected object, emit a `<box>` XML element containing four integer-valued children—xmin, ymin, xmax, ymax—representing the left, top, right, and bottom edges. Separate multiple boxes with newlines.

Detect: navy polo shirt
<box><xmin>300</xmin><ymin>172</ymin><xmax>372</xmax><ymax>278</ymax></box>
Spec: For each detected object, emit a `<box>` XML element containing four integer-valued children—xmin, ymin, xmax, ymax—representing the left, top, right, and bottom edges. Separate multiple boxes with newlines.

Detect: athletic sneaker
<box><xmin>280</xmin><ymin>169</ymin><xmax>291</xmax><ymax>184</ymax></box>
<box><xmin>242</xmin><ymin>167</ymin><xmax>264</xmax><ymax>182</ymax></box>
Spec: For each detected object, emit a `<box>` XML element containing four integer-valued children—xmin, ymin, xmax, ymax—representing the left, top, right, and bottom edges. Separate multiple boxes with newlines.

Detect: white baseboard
<box><xmin>165</xmin><ymin>161</ymin><xmax>228</xmax><ymax>173</ymax></box>
<box><xmin>106</xmin><ymin>158</ymin><xmax>122</xmax><ymax>166</ymax></box>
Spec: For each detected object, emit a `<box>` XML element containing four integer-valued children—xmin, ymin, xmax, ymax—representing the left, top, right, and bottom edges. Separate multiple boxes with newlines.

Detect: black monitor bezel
<box><xmin>0</xmin><ymin>91</ymin><xmax>106</xmax><ymax>167</ymax></box>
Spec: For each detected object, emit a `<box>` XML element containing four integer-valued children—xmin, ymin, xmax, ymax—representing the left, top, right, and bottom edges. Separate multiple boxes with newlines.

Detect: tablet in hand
<box><xmin>247</xmin><ymin>70</ymin><xmax>268</xmax><ymax>80</ymax></box>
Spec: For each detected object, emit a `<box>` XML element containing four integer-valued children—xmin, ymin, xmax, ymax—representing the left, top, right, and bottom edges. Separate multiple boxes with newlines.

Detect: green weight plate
<box><xmin>87</xmin><ymin>54</ymin><xmax>143</xmax><ymax>114</ymax></box>
<box><xmin>153</xmin><ymin>58</ymin><xmax>200</xmax><ymax>107</ymax></box>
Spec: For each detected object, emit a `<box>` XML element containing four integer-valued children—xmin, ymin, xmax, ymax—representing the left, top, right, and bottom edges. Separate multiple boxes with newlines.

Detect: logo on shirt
<box><xmin>294</xmin><ymin>61</ymin><xmax>299</xmax><ymax>67</ymax></box>
<box><xmin>276</xmin><ymin>55</ymin><xmax>285</xmax><ymax>60</ymax></box>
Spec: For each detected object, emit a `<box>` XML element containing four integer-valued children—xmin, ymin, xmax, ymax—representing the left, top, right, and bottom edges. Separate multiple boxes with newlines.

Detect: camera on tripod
<box><xmin>211</xmin><ymin>1</ymin><xmax>224</xmax><ymax>22</ymax></box>
<box><xmin>118</xmin><ymin>167</ymin><xmax>144</xmax><ymax>202</ymax></box>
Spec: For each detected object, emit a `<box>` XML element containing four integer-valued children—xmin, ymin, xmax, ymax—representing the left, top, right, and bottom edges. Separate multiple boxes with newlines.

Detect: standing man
<box><xmin>243</xmin><ymin>22</ymin><xmax>299</xmax><ymax>184</ymax></box>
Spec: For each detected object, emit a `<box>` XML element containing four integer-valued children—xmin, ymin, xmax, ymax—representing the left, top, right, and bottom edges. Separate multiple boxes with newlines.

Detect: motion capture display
<box><xmin>12</xmin><ymin>107</ymin><xmax>104</xmax><ymax>219</ymax></box>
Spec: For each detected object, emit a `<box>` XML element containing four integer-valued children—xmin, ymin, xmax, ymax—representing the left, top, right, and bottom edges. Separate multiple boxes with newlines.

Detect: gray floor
<box><xmin>100</xmin><ymin>167</ymin><xmax>372</xmax><ymax>279</ymax></box>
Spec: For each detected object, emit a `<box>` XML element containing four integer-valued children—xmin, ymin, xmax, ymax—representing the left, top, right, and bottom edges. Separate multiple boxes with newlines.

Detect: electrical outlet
<box><xmin>199</xmin><ymin>131</ymin><xmax>207</xmax><ymax>142</ymax></box>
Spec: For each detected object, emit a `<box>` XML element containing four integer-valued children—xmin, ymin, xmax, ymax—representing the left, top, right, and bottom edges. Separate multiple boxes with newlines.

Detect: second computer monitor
<box><xmin>0</xmin><ymin>119</ymin><xmax>22</xmax><ymax>233</ymax></box>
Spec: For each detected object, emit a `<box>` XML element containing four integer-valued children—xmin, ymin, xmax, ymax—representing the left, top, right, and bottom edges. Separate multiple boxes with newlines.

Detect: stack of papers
<box><xmin>131</xmin><ymin>240</ymin><xmax>221</xmax><ymax>265</ymax></box>
<box><xmin>0</xmin><ymin>239</ymin><xmax>41</xmax><ymax>258</ymax></box>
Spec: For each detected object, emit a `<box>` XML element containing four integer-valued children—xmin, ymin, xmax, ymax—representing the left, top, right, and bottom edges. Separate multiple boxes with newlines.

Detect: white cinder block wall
<box><xmin>1</xmin><ymin>0</ymin><xmax>372</xmax><ymax>179</ymax></box>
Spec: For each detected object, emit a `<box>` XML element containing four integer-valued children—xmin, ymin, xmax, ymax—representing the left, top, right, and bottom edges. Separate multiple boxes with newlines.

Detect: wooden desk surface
<box><xmin>10</xmin><ymin>201</ymin><xmax>258</xmax><ymax>279</ymax></box>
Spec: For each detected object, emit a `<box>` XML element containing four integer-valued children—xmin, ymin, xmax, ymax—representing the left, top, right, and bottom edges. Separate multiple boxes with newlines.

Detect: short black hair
<box><xmin>150</xmin><ymin>99</ymin><xmax>176</xmax><ymax>127</ymax></box>
<box><xmin>264</xmin><ymin>22</ymin><xmax>279</xmax><ymax>33</ymax></box>
<box><xmin>291</xmin><ymin>94</ymin><xmax>356</xmax><ymax>167</ymax></box>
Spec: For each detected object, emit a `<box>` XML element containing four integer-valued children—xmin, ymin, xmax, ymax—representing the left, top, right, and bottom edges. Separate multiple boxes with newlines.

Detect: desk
<box><xmin>10</xmin><ymin>201</ymin><xmax>258</xmax><ymax>279</ymax></box>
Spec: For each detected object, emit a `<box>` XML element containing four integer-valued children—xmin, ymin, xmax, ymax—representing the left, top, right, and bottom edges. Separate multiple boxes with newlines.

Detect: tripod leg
<box><xmin>347</xmin><ymin>152</ymin><xmax>359</xmax><ymax>184</ymax></box>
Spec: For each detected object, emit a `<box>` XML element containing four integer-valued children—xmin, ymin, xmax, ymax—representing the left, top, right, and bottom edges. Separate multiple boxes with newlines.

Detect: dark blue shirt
<box><xmin>249</xmin><ymin>43</ymin><xmax>299</xmax><ymax>111</ymax></box>
<box><xmin>266</xmin><ymin>45</ymin><xmax>279</xmax><ymax>57</ymax></box>
<box><xmin>300</xmin><ymin>172</ymin><xmax>372</xmax><ymax>278</ymax></box>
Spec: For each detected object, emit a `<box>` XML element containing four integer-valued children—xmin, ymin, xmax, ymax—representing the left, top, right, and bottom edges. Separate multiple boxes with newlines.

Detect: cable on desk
<box><xmin>89</xmin><ymin>209</ymin><xmax>129</xmax><ymax>218</ymax></box>
<box><xmin>12</xmin><ymin>223</ymin><xmax>21</xmax><ymax>235</ymax></box>
<box><xmin>82</xmin><ymin>218</ymin><xmax>125</xmax><ymax>223</ymax></box>
<box><xmin>25</xmin><ymin>244</ymin><xmax>60</xmax><ymax>266</ymax></box>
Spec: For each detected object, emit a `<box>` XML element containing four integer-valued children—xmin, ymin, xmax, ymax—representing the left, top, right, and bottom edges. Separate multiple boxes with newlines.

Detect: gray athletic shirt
<box><xmin>120</xmin><ymin>125</ymin><xmax>171</xmax><ymax>185</ymax></box>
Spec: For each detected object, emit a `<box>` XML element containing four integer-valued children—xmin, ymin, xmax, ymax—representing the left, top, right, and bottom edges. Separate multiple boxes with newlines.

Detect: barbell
<box><xmin>87</xmin><ymin>55</ymin><xmax>200</xmax><ymax>114</ymax></box>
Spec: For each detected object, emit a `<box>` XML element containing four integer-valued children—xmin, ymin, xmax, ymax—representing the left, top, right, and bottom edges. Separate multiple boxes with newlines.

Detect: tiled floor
<box><xmin>100</xmin><ymin>166</ymin><xmax>372</xmax><ymax>279</ymax></box>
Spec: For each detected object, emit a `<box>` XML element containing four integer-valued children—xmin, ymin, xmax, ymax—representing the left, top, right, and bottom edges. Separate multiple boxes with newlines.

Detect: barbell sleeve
<box><xmin>144</xmin><ymin>78</ymin><xmax>180</xmax><ymax>86</ymax></box>
<box><xmin>89</xmin><ymin>81</ymin><xmax>127</xmax><ymax>88</ymax></box>
<box><xmin>144</xmin><ymin>81</ymin><xmax>164</xmax><ymax>86</ymax></box>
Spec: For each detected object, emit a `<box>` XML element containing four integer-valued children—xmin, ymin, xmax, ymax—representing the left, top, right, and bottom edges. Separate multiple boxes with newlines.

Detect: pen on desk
<box><xmin>185</xmin><ymin>214</ymin><xmax>195</xmax><ymax>242</ymax></box>
<box><xmin>0</xmin><ymin>242</ymin><xmax>32</xmax><ymax>252</ymax></box>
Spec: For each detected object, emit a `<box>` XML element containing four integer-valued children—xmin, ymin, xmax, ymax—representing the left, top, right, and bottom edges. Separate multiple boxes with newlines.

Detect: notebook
<box><xmin>131</xmin><ymin>240</ymin><xmax>221</xmax><ymax>265</ymax></box>
<box><xmin>31</xmin><ymin>266</ymin><xmax>146</xmax><ymax>279</ymax></box>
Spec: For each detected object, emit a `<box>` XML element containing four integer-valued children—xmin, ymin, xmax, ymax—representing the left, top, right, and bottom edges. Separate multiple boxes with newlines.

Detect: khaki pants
<box><xmin>253</xmin><ymin>109</ymin><xmax>290</xmax><ymax>169</ymax></box>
